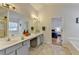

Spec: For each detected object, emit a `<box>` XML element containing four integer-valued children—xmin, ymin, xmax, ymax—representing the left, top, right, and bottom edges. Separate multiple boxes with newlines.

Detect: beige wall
<box><xmin>38</xmin><ymin>4</ymin><xmax>79</xmax><ymax>44</ymax></box>
<box><xmin>38</xmin><ymin>4</ymin><xmax>64</xmax><ymax>44</ymax></box>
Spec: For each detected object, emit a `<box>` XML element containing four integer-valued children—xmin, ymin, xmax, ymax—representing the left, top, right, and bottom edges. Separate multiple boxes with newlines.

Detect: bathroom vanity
<box><xmin>0</xmin><ymin>6</ymin><xmax>43</xmax><ymax>55</ymax></box>
<box><xmin>0</xmin><ymin>32</ymin><xmax>44</xmax><ymax>55</ymax></box>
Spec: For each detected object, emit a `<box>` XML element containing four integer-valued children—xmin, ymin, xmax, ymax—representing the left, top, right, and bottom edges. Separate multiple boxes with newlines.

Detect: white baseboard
<box><xmin>66</xmin><ymin>37</ymin><xmax>79</xmax><ymax>41</ymax></box>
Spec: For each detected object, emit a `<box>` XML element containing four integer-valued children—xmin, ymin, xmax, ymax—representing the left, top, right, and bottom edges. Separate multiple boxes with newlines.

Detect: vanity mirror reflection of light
<box><xmin>0</xmin><ymin>6</ymin><xmax>29</xmax><ymax>38</ymax></box>
<box><xmin>0</xmin><ymin>16</ymin><xmax>7</xmax><ymax>38</ymax></box>
<box><xmin>0</xmin><ymin>6</ymin><xmax>8</xmax><ymax>38</ymax></box>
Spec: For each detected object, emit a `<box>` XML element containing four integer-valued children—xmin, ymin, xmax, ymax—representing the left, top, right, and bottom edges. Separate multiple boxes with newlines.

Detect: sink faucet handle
<box><xmin>7</xmin><ymin>38</ymin><xmax>10</xmax><ymax>41</ymax></box>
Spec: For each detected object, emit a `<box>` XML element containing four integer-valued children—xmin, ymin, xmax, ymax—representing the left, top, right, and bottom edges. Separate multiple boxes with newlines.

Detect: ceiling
<box><xmin>30</xmin><ymin>3</ymin><xmax>46</xmax><ymax>11</ymax></box>
<box><xmin>30</xmin><ymin>3</ymin><xmax>64</xmax><ymax>11</ymax></box>
<box><xmin>31</xmin><ymin>3</ymin><xmax>79</xmax><ymax>11</ymax></box>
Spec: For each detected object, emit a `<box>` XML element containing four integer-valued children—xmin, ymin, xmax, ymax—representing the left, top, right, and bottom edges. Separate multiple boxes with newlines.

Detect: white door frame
<box><xmin>50</xmin><ymin>16</ymin><xmax>64</xmax><ymax>41</ymax></box>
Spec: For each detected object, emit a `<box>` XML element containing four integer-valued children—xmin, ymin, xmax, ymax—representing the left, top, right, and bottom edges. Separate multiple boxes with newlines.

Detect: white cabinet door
<box><xmin>40</xmin><ymin>34</ymin><xmax>44</xmax><ymax>44</ymax></box>
<box><xmin>23</xmin><ymin>40</ymin><xmax>30</xmax><ymax>48</ymax></box>
<box><xmin>37</xmin><ymin>36</ymin><xmax>41</xmax><ymax>46</ymax></box>
<box><xmin>17</xmin><ymin>45</ymin><xmax>29</xmax><ymax>55</ymax></box>
<box><xmin>6</xmin><ymin>43</ymin><xmax>22</xmax><ymax>54</ymax></box>
<box><xmin>37</xmin><ymin>34</ymin><xmax>44</xmax><ymax>46</ymax></box>
<box><xmin>0</xmin><ymin>50</ymin><xmax>5</xmax><ymax>55</ymax></box>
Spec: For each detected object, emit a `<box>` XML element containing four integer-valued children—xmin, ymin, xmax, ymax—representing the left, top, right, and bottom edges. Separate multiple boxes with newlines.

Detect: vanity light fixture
<box><xmin>31</xmin><ymin>14</ymin><xmax>38</xmax><ymax>19</ymax></box>
<box><xmin>0</xmin><ymin>3</ymin><xmax>16</xmax><ymax>10</ymax></box>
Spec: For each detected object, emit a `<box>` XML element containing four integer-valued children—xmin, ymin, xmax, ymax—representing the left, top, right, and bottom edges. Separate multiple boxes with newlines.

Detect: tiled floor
<box><xmin>30</xmin><ymin>43</ymin><xmax>72</xmax><ymax>55</ymax></box>
<box><xmin>30</xmin><ymin>43</ymin><xmax>53</xmax><ymax>55</ymax></box>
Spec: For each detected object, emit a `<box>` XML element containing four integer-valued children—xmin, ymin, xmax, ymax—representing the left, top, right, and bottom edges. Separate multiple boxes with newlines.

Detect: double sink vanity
<box><xmin>0</xmin><ymin>32</ymin><xmax>44</xmax><ymax>55</ymax></box>
<box><xmin>0</xmin><ymin>6</ymin><xmax>44</xmax><ymax>55</ymax></box>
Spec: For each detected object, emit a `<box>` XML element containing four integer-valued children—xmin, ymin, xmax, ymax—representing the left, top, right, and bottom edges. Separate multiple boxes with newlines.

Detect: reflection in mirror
<box><xmin>0</xmin><ymin>6</ymin><xmax>8</xmax><ymax>38</ymax></box>
<box><xmin>9</xmin><ymin>22</ymin><xmax>18</xmax><ymax>31</ymax></box>
<box><xmin>0</xmin><ymin>6</ymin><xmax>29</xmax><ymax>38</ymax></box>
<box><xmin>0</xmin><ymin>16</ymin><xmax>7</xmax><ymax>38</ymax></box>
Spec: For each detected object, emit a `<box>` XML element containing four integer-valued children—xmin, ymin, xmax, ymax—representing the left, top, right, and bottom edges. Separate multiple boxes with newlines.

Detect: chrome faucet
<box><xmin>7</xmin><ymin>38</ymin><xmax>11</xmax><ymax>41</ymax></box>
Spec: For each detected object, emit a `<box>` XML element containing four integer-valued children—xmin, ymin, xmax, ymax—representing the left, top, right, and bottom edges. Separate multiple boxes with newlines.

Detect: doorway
<box><xmin>51</xmin><ymin>17</ymin><xmax>63</xmax><ymax>45</ymax></box>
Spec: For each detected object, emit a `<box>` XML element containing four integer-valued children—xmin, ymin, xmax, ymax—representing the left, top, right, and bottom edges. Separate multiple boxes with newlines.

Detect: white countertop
<box><xmin>0</xmin><ymin>32</ymin><xmax>43</xmax><ymax>50</ymax></box>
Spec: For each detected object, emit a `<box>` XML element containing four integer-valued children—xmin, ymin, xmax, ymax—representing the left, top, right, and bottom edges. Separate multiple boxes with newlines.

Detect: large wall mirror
<box><xmin>0</xmin><ymin>17</ymin><xmax>7</xmax><ymax>37</ymax></box>
<box><xmin>0</xmin><ymin>7</ymin><xmax>7</xmax><ymax>37</ymax></box>
<box><xmin>0</xmin><ymin>6</ymin><xmax>29</xmax><ymax>37</ymax></box>
<box><xmin>8</xmin><ymin>10</ymin><xmax>29</xmax><ymax>36</ymax></box>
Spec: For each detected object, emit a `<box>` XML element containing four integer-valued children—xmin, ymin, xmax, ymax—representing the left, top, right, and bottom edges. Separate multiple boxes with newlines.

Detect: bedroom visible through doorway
<box><xmin>51</xmin><ymin>17</ymin><xmax>64</xmax><ymax>45</ymax></box>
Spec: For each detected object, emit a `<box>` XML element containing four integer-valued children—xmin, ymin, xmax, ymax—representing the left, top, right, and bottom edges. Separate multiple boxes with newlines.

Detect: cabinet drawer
<box><xmin>6</xmin><ymin>43</ymin><xmax>22</xmax><ymax>54</ymax></box>
<box><xmin>37</xmin><ymin>36</ymin><xmax>41</xmax><ymax>46</ymax></box>
<box><xmin>6</xmin><ymin>51</ymin><xmax>15</xmax><ymax>55</ymax></box>
<box><xmin>17</xmin><ymin>45</ymin><xmax>29</xmax><ymax>55</ymax></box>
<box><xmin>23</xmin><ymin>40</ymin><xmax>30</xmax><ymax>48</ymax></box>
<box><xmin>0</xmin><ymin>50</ymin><xmax>5</xmax><ymax>55</ymax></box>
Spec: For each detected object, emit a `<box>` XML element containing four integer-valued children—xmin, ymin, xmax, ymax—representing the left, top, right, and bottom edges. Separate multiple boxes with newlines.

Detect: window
<box><xmin>9</xmin><ymin>22</ymin><xmax>18</xmax><ymax>31</ymax></box>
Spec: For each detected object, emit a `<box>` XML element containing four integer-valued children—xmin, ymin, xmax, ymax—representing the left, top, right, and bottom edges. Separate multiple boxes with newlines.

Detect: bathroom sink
<box><xmin>0</xmin><ymin>37</ymin><xmax>22</xmax><ymax>50</ymax></box>
<box><xmin>0</xmin><ymin>37</ymin><xmax>21</xmax><ymax>44</ymax></box>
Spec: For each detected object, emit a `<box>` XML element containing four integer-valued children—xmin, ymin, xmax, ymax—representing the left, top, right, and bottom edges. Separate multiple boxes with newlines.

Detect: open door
<box><xmin>51</xmin><ymin>17</ymin><xmax>64</xmax><ymax>45</ymax></box>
